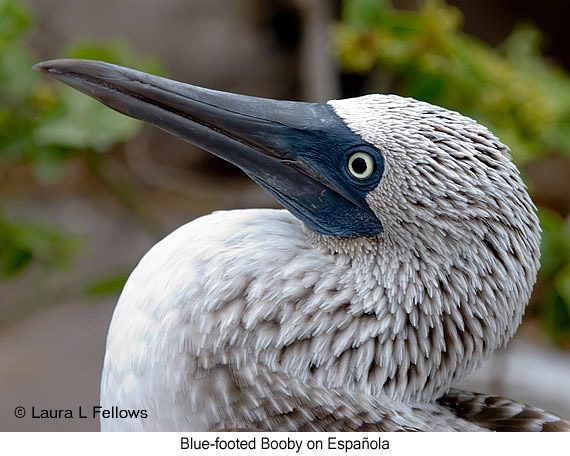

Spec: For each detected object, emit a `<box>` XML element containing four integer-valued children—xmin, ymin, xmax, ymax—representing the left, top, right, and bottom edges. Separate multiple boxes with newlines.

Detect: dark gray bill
<box><xmin>34</xmin><ymin>59</ymin><xmax>383</xmax><ymax>236</ymax></box>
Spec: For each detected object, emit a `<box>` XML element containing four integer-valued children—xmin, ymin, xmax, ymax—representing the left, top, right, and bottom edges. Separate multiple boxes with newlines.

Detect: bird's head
<box><xmin>35</xmin><ymin>60</ymin><xmax>540</xmax><ymax>400</ymax></box>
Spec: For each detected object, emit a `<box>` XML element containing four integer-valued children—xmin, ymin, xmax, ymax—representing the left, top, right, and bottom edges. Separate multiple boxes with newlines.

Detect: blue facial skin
<box><xmin>34</xmin><ymin>60</ymin><xmax>385</xmax><ymax>237</ymax></box>
<box><xmin>240</xmin><ymin>103</ymin><xmax>385</xmax><ymax>237</ymax></box>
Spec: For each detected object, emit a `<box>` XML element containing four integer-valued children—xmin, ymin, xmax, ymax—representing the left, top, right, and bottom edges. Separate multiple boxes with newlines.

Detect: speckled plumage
<box><xmin>96</xmin><ymin>94</ymin><xmax>568</xmax><ymax>431</ymax></box>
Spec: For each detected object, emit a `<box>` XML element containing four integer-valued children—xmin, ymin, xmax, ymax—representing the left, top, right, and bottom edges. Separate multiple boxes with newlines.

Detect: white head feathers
<box><xmin>322</xmin><ymin>94</ymin><xmax>541</xmax><ymax>399</ymax></box>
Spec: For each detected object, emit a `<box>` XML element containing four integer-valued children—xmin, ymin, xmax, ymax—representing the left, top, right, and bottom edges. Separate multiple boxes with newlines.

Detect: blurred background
<box><xmin>1</xmin><ymin>0</ymin><xmax>569</xmax><ymax>431</ymax></box>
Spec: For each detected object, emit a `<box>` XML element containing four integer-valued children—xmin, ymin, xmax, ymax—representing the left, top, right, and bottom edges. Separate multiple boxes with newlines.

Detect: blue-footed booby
<box><xmin>35</xmin><ymin>59</ymin><xmax>570</xmax><ymax>432</ymax></box>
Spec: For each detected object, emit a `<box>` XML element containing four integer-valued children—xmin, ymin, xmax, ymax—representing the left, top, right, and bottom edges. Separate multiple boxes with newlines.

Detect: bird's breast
<box><xmin>99</xmin><ymin>206</ymin><xmax>536</xmax><ymax>430</ymax></box>
<box><xmin>100</xmin><ymin>208</ymin><xmax>344</xmax><ymax>429</ymax></box>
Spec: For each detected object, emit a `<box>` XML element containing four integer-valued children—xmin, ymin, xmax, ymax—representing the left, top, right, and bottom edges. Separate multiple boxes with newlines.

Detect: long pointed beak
<box><xmin>34</xmin><ymin>59</ymin><xmax>383</xmax><ymax>236</ymax></box>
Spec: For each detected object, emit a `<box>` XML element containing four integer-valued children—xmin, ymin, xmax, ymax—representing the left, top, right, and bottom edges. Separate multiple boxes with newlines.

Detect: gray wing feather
<box><xmin>438</xmin><ymin>389</ymin><xmax>570</xmax><ymax>432</ymax></box>
<box><xmin>204</xmin><ymin>367</ymin><xmax>569</xmax><ymax>431</ymax></box>
<box><xmin>210</xmin><ymin>368</ymin><xmax>484</xmax><ymax>431</ymax></box>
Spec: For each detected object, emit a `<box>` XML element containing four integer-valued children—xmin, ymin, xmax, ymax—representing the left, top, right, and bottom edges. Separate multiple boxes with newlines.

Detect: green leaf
<box><xmin>342</xmin><ymin>0</ymin><xmax>390</xmax><ymax>30</ymax></box>
<box><xmin>501</xmin><ymin>22</ymin><xmax>543</xmax><ymax>60</ymax></box>
<box><xmin>0</xmin><ymin>216</ymin><xmax>79</xmax><ymax>278</ymax></box>
<box><xmin>555</xmin><ymin>266</ymin><xmax>570</xmax><ymax>311</ymax></box>
<box><xmin>0</xmin><ymin>0</ymin><xmax>33</xmax><ymax>42</ymax></box>
<box><xmin>33</xmin><ymin>86</ymin><xmax>142</xmax><ymax>152</ymax></box>
<box><xmin>541</xmin><ymin>290</ymin><xmax>570</xmax><ymax>346</ymax></box>
<box><xmin>27</xmin><ymin>146</ymin><xmax>72</xmax><ymax>183</ymax></box>
<box><xmin>1</xmin><ymin>247</ymin><xmax>32</xmax><ymax>277</ymax></box>
<box><xmin>538</xmin><ymin>209</ymin><xmax>567</xmax><ymax>278</ymax></box>
<box><xmin>84</xmin><ymin>271</ymin><xmax>130</xmax><ymax>299</ymax></box>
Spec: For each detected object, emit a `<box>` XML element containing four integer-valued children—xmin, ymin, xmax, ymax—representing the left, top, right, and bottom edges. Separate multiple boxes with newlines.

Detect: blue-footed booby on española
<box><xmin>35</xmin><ymin>59</ymin><xmax>570</xmax><ymax>432</ymax></box>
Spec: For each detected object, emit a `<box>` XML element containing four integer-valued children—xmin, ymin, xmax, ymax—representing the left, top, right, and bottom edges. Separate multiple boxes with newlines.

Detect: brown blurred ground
<box><xmin>1</xmin><ymin>0</ymin><xmax>570</xmax><ymax>431</ymax></box>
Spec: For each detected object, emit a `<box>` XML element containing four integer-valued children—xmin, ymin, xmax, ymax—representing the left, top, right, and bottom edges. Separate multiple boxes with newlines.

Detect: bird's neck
<box><xmin>305</xmin><ymin>224</ymin><xmax>532</xmax><ymax>402</ymax></box>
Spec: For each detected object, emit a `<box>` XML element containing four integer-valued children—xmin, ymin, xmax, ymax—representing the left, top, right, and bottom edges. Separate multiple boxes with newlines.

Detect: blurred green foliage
<box><xmin>0</xmin><ymin>209</ymin><xmax>78</xmax><ymax>278</ymax></box>
<box><xmin>336</xmin><ymin>0</ymin><xmax>570</xmax><ymax>345</ymax></box>
<box><xmin>83</xmin><ymin>271</ymin><xmax>132</xmax><ymax>300</ymax></box>
<box><xmin>0</xmin><ymin>0</ymin><xmax>161</xmax><ymax>282</ymax></box>
<box><xmin>539</xmin><ymin>209</ymin><xmax>570</xmax><ymax>344</ymax></box>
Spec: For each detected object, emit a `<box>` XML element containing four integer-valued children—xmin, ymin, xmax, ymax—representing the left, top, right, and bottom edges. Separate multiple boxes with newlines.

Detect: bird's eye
<box><xmin>347</xmin><ymin>152</ymin><xmax>375</xmax><ymax>179</ymax></box>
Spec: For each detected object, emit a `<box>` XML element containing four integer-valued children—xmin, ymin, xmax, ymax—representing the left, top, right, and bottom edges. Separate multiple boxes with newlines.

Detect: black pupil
<box><xmin>352</xmin><ymin>156</ymin><xmax>368</xmax><ymax>175</ymax></box>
